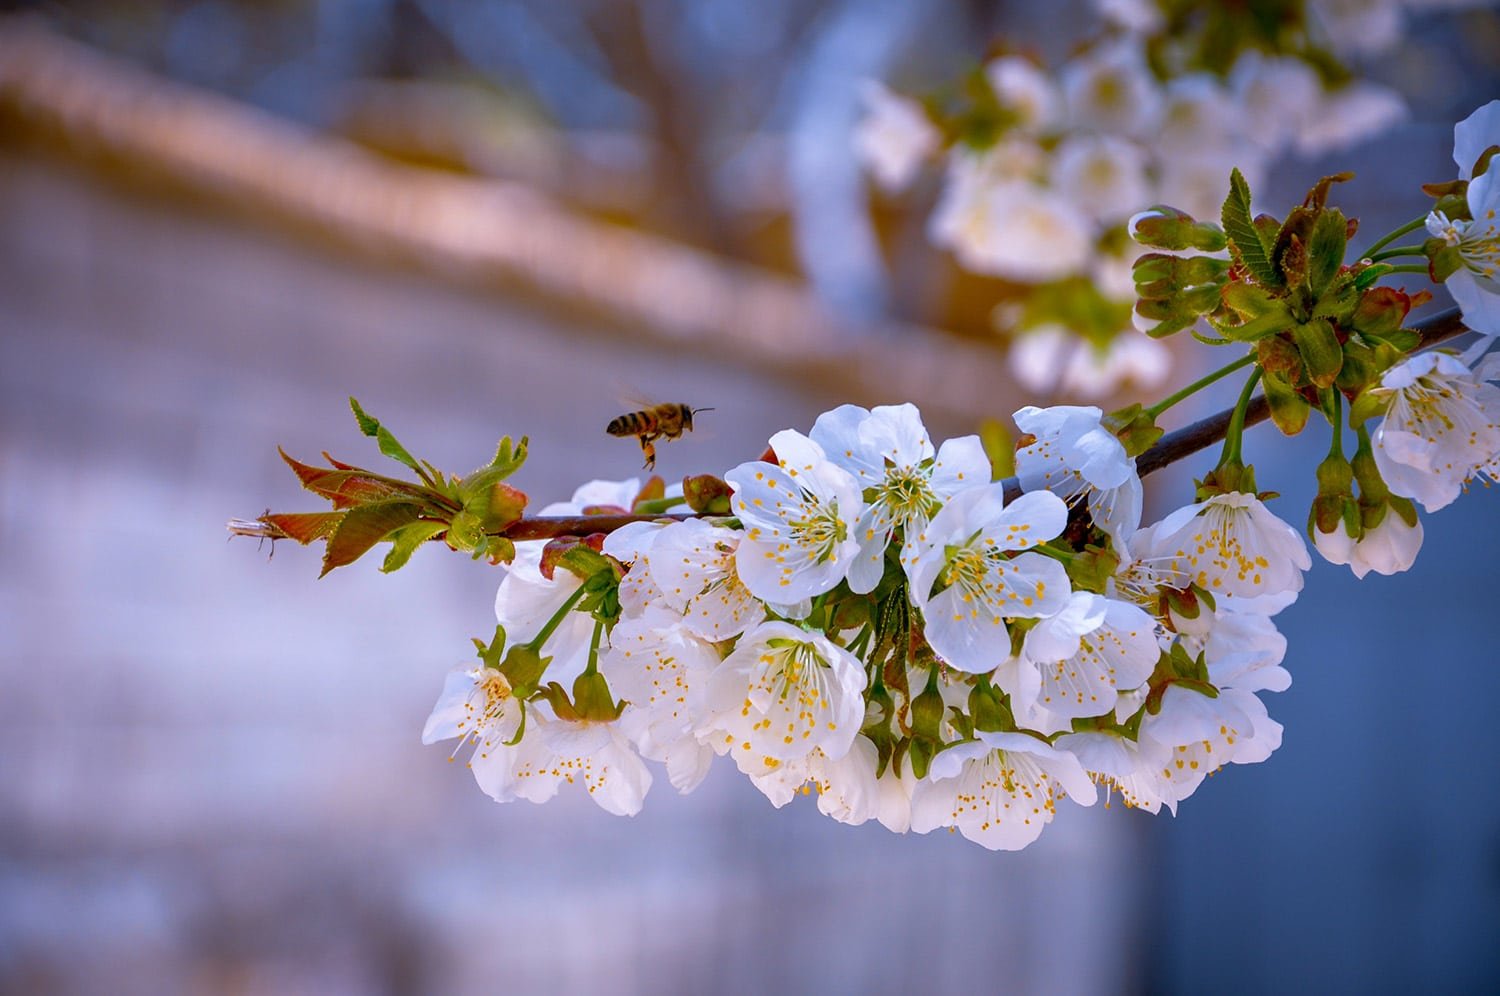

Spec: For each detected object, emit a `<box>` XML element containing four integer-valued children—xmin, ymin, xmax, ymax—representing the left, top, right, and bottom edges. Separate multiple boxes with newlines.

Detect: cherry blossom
<box><xmin>907</xmin><ymin>484</ymin><xmax>1071</xmax><ymax>674</ymax></box>
<box><xmin>698</xmin><ymin>620</ymin><xmax>868</xmax><ymax>768</ymax></box>
<box><xmin>725</xmin><ymin>429</ymin><xmax>864</xmax><ymax>606</ymax></box>
<box><xmin>809</xmin><ymin>403</ymin><xmax>988</xmax><ymax>592</ymax></box>
<box><xmin>1145</xmin><ymin>492</ymin><xmax>1311</xmax><ymax>601</ymax></box>
<box><xmin>1427</xmin><ymin>100</ymin><xmax>1500</xmax><ymax>336</ymax></box>
<box><xmin>1368</xmin><ymin>351</ymin><xmax>1500</xmax><ymax>512</ymax></box>
<box><xmin>911</xmin><ymin>732</ymin><xmax>1097</xmax><ymax>851</ymax></box>
<box><xmin>854</xmin><ymin>80</ymin><xmax>940</xmax><ymax>192</ymax></box>
<box><xmin>645</xmin><ymin>518</ymin><xmax>765</xmax><ymax>640</ymax></box>
<box><xmin>1014</xmin><ymin>404</ymin><xmax>1143</xmax><ymax>543</ymax></box>
<box><xmin>1020</xmin><ymin>592</ymin><xmax>1160</xmax><ymax>721</ymax></box>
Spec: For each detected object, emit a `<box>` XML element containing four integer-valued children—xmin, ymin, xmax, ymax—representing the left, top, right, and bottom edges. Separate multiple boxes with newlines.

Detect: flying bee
<box><xmin>606</xmin><ymin>402</ymin><xmax>713</xmax><ymax>470</ymax></box>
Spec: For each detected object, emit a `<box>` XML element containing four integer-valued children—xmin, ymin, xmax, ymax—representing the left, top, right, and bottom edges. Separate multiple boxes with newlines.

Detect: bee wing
<box><xmin>615</xmin><ymin>381</ymin><xmax>662</xmax><ymax>411</ymax></box>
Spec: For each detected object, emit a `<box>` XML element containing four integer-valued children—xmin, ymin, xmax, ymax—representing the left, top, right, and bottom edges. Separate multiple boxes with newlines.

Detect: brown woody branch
<box><xmin>228</xmin><ymin>308</ymin><xmax>1473</xmax><ymax>545</ymax></box>
<box><xmin>1131</xmin><ymin>307</ymin><xmax>1468</xmax><ymax>478</ymax></box>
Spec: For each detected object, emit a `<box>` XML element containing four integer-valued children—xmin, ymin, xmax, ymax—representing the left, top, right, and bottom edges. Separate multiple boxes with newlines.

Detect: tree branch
<box><xmin>1131</xmin><ymin>307</ymin><xmax>1468</xmax><ymax>478</ymax></box>
<box><xmin>229</xmin><ymin>308</ymin><xmax>1473</xmax><ymax>545</ymax></box>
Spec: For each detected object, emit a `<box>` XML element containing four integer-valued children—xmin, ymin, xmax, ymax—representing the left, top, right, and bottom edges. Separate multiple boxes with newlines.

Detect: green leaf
<box><xmin>1291</xmin><ymin>318</ymin><xmax>1343</xmax><ymax>389</ymax></box>
<box><xmin>279</xmin><ymin>448</ymin><xmax>426</xmax><ymax>508</ymax></box>
<box><xmin>1306</xmin><ymin>208</ymin><xmax>1348</xmax><ymax>297</ymax></box>
<box><xmin>1263</xmin><ymin>372</ymin><xmax>1310</xmax><ymax>436</ymax></box>
<box><xmin>489</xmin><ymin>435</ymin><xmax>528</xmax><ymax>478</ymax></box>
<box><xmin>261</xmin><ymin>511</ymin><xmax>343</xmax><ymax>545</ymax></box>
<box><xmin>381</xmin><ymin>519</ymin><xmax>448</xmax><ymax>573</ymax></box>
<box><xmin>320</xmin><ymin>500</ymin><xmax>425</xmax><ymax>576</ymax></box>
<box><xmin>1221</xmin><ymin>168</ymin><xmax>1280</xmax><ymax>286</ymax></box>
<box><xmin>348</xmin><ymin>397</ymin><xmax>421</xmax><ymax>473</ymax></box>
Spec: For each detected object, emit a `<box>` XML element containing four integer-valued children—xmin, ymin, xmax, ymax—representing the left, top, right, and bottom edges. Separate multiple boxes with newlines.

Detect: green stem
<box><xmin>1324</xmin><ymin>389</ymin><xmax>1343</xmax><ymax>457</ymax></box>
<box><xmin>1367</xmin><ymin>243</ymin><xmax>1426</xmax><ymax>263</ymax></box>
<box><xmin>1219</xmin><ymin>367</ymin><xmax>1264</xmax><ymax>467</ymax></box>
<box><xmin>1360</xmin><ymin>216</ymin><xmax>1426</xmax><ymax>260</ymax></box>
<box><xmin>1145</xmin><ymin>351</ymin><xmax>1257</xmax><ymax>418</ymax></box>
<box><xmin>844</xmin><ymin>623</ymin><xmax>873</xmax><ymax>658</ymax></box>
<box><xmin>1033</xmin><ymin>543</ymin><xmax>1076</xmax><ymax>564</ymax></box>
<box><xmin>526</xmin><ymin>583</ymin><xmax>589</xmax><ymax>652</ymax></box>
<box><xmin>1380</xmin><ymin>263</ymin><xmax>1432</xmax><ymax>276</ymax></box>
<box><xmin>633</xmin><ymin>495</ymin><xmax>688</xmax><ymax>514</ymax></box>
<box><xmin>583</xmin><ymin>617</ymin><xmax>604</xmax><ymax>677</ymax></box>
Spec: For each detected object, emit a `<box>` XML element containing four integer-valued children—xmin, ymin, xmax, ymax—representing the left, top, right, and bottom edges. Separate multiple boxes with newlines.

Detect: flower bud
<box><xmin>682</xmin><ymin>474</ymin><xmax>732</xmax><ymax>514</ymax></box>
<box><xmin>1128</xmin><ymin>205</ymin><xmax>1228</xmax><ymax>252</ymax></box>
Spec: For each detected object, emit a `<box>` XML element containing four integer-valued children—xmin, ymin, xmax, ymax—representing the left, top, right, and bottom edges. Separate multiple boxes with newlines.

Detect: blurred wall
<box><xmin>0</xmin><ymin>152</ymin><xmax>1145</xmax><ymax>994</ymax></box>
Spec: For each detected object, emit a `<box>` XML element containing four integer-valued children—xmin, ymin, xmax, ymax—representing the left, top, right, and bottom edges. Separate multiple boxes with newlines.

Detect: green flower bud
<box><xmin>682</xmin><ymin>474</ymin><xmax>733</xmax><ymax>514</ymax></box>
<box><xmin>1128</xmin><ymin>205</ymin><xmax>1228</xmax><ymax>252</ymax></box>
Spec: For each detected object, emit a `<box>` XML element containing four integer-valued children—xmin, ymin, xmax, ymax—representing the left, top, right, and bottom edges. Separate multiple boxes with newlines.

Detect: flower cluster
<box><xmin>241</xmin><ymin>86</ymin><xmax>1500</xmax><ymax>854</ymax></box>
<box><xmin>425</xmin><ymin>404</ymin><xmax>1311</xmax><ymax>849</ymax></box>
<box><xmin>853</xmin><ymin>1</ymin><xmax>1437</xmax><ymax>399</ymax></box>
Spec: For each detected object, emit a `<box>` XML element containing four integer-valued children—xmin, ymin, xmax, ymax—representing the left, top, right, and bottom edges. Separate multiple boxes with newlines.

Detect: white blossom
<box><xmin>930</xmin><ymin>151</ymin><xmax>1094</xmax><ymax>281</ymax></box>
<box><xmin>602</xmin><ymin>609</ymin><xmax>720</xmax><ymax>793</ymax></box>
<box><xmin>601</xmin><ymin>520</ymin><xmax>668</xmax><ymax>620</ymax></box>
<box><xmin>1014</xmin><ymin>404</ymin><xmax>1143</xmax><ymax>543</ymax></box>
<box><xmin>422</xmin><ymin>662</ymin><xmax>524</xmax><ymax>775</ymax></box>
<box><xmin>1369</xmin><ymin>351</ymin><xmax>1500</xmax><ymax>511</ymax></box>
<box><xmin>1428</xmin><ymin>100</ymin><xmax>1500</xmax><ymax>335</ymax></box>
<box><xmin>1061</xmin><ymin>41</ymin><xmax>1161</xmax><ymax>137</ymax></box>
<box><xmin>646</xmin><ymin>518</ymin><xmax>765</xmax><ymax>640</ymax></box>
<box><xmin>1139</xmin><ymin>684</ymin><xmax>1282</xmax><ymax>810</ymax></box>
<box><xmin>911</xmin><ymin>732</ymin><xmax>1097</xmax><ymax>850</ymax></box>
<box><xmin>1230</xmin><ymin>53</ymin><xmax>1322</xmax><ymax>155</ymax></box>
<box><xmin>493</xmin><ymin>542</ymin><xmax>598</xmax><ymax>686</ymax></box>
<box><xmin>854</xmin><ymin>80</ymin><xmax>940</xmax><ymax>192</ymax></box>
<box><xmin>1052</xmin><ymin>133</ymin><xmax>1152</xmax><ymax>224</ymax></box>
<box><xmin>423</xmin><ymin>669</ymin><xmax>652</xmax><ymax>816</ymax></box>
<box><xmin>725</xmin><ymin>429</ymin><xmax>864</xmax><ymax>606</ymax></box>
<box><xmin>1157</xmin><ymin>75</ymin><xmax>1240</xmax><ymax>156</ymax></box>
<box><xmin>984</xmin><ymin>55</ymin><xmax>1063</xmax><ymax>134</ymax></box>
<box><xmin>1092</xmin><ymin>0</ymin><xmax>1164</xmax><ymax>33</ymax></box>
<box><xmin>908</xmin><ymin>484</ymin><xmax>1071</xmax><ymax>674</ymax></box>
<box><xmin>1009</xmin><ymin>325</ymin><xmax>1171</xmax><ymax>400</ymax></box>
<box><xmin>698</xmin><ymin>621</ymin><xmax>868</xmax><ymax>768</ymax></box>
<box><xmin>1146</xmin><ymin>492</ymin><xmax>1312</xmax><ymax>601</ymax></box>
<box><xmin>1020</xmin><ymin>592</ymin><xmax>1160</xmax><ymax>720</ymax></box>
<box><xmin>1053</xmin><ymin>730</ymin><xmax>1172</xmax><ymax>812</ymax></box>
<box><xmin>1312</xmin><ymin>507</ymin><xmax>1424</xmax><ymax>579</ymax></box>
<box><xmin>809</xmin><ymin>403</ymin><xmax>989</xmax><ymax>592</ymax></box>
<box><xmin>740</xmin><ymin>735</ymin><xmax>904</xmax><ymax>831</ymax></box>
<box><xmin>503</xmin><ymin>709</ymin><xmax>654</xmax><ymax>816</ymax></box>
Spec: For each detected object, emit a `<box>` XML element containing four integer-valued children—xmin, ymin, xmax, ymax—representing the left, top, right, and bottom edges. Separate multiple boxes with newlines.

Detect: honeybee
<box><xmin>606</xmin><ymin>403</ymin><xmax>713</xmax><ymax>470</ymax></box>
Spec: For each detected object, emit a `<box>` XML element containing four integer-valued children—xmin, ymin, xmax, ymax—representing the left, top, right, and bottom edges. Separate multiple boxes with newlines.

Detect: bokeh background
<box><xmin>1</xmin><ymin>1</ymin><xmax>1498</xmax><ymax>993</ymax></box>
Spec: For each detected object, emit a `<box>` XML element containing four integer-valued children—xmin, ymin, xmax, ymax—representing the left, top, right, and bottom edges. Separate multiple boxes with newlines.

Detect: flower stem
<box><xmin>1380</xmin><ymin>263</ymin><xmax>1432</xmax><ymax>276</ymax></box>
<box><xmin>1367</xmin><ymin>243</ymin><xmax>1426</xmax><ymax>263</ymax></box>
<box><xmin>1219</xmin><ymin>367</ymin><xmax>1264</xmax><ymax>467</ymax></box>
<box><xmin>1146</xmin><ymin>351</ymin><xmax>1258</xmax><ymax>418</ymax></box>
<box><xmin>583</xmin><ymin>617</ymin><xmax>604</xmax><ymax>676</ymax></box>
<box><xmin>526</xmin><ymin>583</ymin><xmax>590</xmax><ymax>652</ymax></box>
<box><xmin>1324</xmin><ymin>389</ymin><xmax>1343</xmax><ymax>457</ymax></box>
<box><xmin>633</xmin><ymin>495</ymin><xmax>687</xmax><ymax>514</ymax></box>
<box><xmin>1360</xmin><ymin>216</ymin><xmax>1427</xmax><ymax>260</ymax></box>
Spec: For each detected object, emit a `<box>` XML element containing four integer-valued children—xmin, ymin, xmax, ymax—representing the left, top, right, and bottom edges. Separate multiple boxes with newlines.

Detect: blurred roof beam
<box><xmin>0</xmin><ymin>20</ymin><xmax>1020</xmax><ymax>419</ymax></box>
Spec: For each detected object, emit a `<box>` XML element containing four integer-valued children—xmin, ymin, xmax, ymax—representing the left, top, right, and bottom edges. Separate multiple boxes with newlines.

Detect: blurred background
<box><xmin>1</xmin><ymin>1</ymin><xmax>1498</xmax><ymax>993</ymax></box>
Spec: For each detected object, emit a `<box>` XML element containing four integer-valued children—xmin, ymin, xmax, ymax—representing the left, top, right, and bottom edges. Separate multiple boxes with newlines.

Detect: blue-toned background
<box><xmin>1</xmin><ymin>2</ymin><xmax>1496</xmax><ymax>992</ymax></box>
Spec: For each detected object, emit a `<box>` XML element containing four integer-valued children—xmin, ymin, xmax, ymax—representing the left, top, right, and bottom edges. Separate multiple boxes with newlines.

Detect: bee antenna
<box><xmin>692</xmin><ymin>407</ymin><xmax>716</xmax><ymax>415</ymax></box>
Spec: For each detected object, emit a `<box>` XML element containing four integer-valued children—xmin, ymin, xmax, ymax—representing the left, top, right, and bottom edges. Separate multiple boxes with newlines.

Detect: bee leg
<box><xmin>640</xmin><ymin>436</ymin><xmax>657</xmax><ymax>470</ymax></box>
